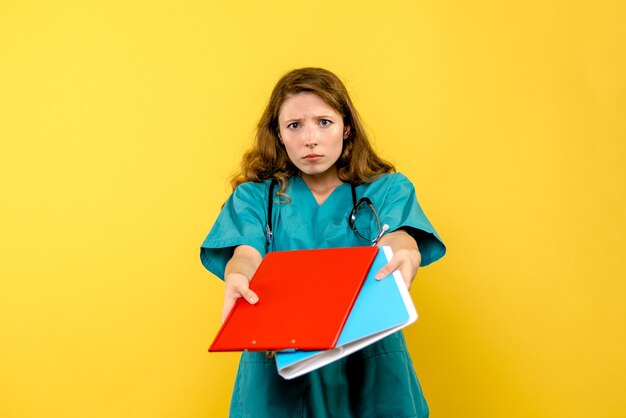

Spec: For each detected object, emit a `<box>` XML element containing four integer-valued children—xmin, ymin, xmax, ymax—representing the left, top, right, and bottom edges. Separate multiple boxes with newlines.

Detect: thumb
<box><xmin>229</xmin><ymin>279</ymin><xmax>259</xmax><ymax>305</ymax></box>
<box><xmin>221</xmin><ymin>289</ymin><xmax>260</xmax><ymax>323</ymax></box>
<box><xmin>241</xmin><ymin>288</ymin><xmax>259</xmax><ymax>305</ymax></box>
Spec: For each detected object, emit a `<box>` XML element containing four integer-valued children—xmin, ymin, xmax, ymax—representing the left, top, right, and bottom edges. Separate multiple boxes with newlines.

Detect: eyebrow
<box><xmin>282</xmin><ymin>115</ymin><xmax>337</xmax><ymax>122</ymax></box>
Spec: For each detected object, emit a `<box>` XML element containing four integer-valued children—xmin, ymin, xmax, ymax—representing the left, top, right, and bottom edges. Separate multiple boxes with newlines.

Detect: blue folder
<box><xmin>275</xmin><ymin>246</ymin><xmax>418</xmax><ymax>379</ymax></box>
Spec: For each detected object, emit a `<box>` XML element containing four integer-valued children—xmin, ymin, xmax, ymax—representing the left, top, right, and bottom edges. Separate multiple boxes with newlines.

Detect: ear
<box><xmin>343</xmin><ymin>126</ymin><xmax>351</xmax><ymax>140</ymax></box>
<box><xmin>277</xmin><ymin>131</ymin><xmax>283</xmax><ymax>143</ymax></box>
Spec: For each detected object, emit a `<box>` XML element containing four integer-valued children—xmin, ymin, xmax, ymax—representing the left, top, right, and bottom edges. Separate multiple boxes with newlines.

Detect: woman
<box><xmin>201</xmin><ymin>67</ymin><xmax>445</xmax><ymax>417</ymax></box>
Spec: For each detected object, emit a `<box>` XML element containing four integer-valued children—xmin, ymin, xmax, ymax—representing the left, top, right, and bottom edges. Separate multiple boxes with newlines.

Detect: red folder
<box><xmin>209</xmin><ymin>246</ymin><xmax>379</xmax><ymax>352</ymax></box>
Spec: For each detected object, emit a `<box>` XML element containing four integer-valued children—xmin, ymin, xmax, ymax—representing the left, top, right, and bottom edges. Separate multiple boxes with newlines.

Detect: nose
<box><xmin>303</xmin><ymin>125</ymin><xmax>318</xmax><ymax>147</ymax></box>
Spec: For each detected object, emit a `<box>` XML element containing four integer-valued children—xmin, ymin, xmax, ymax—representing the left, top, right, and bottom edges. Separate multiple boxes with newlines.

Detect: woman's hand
<box><xmin>222</xmin><ymin>272</ymin><xmax>259</xmax><ymax>323</ymax></box>
<box><xmin>376</xmin><ymin>230</ymin><xmax>422</xmax><ymax>289</ymax></box>
<box><xmin>221</xmin><ymin>245</ymin><xmax>262</xmax><ymax>323</ymax></box>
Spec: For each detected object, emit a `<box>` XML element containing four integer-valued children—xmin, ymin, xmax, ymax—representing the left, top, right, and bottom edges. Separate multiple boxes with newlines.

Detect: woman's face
<box><xmin>277</xmin><ymin>92</ymin><xmax>349</xmax><ymax>184</ymax></box>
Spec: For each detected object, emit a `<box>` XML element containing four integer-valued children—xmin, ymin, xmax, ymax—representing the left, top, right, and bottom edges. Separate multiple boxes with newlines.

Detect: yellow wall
<box><xmin>1</xmin><ymin>1</ymin><xmax>624</xmax><ymax>417</ymax></box>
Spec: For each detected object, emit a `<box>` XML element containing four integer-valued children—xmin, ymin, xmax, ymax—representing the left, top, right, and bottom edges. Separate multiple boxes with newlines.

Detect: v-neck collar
<box><xmin>292</xmin><ymin>176</ymin><xmax>350</xmax><ymax>208</ymax></box>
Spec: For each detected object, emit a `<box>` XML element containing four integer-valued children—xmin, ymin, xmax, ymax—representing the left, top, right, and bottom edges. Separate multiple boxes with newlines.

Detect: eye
<box><xmin>319</xmin><ymin>119</ymin><xmax>332</xmax><ymax>127</ymax></box>
<box><xmin>287</xmin><ymin>122</ymin><xmax>300</xmax><ymax>129</ymax></box>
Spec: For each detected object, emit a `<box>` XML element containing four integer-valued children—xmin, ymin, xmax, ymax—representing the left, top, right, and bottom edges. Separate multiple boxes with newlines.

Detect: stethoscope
<box><xmin>265</xmin><ymin>180</ymin><xmax>388</xmax><ymax>249</ymax></box>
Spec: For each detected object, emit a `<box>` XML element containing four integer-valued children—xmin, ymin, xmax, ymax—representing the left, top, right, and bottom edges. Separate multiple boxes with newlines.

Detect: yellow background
<box><xmin>1</xmin><ymin>1</ymin><xmax>624</xmax><ymax>417</ymax></box>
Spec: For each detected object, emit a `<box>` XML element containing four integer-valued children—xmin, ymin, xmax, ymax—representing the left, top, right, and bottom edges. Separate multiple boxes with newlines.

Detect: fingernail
<box><xmin>375</xmin><ymin>273</ymin><xmax>383</xmax><ymax>280</ymax></box>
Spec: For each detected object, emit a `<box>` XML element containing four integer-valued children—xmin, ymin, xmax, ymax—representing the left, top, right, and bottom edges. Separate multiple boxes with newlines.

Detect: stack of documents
<box><xmin>209</xmin><ymin>246</ymin><xmax>417</xmax><ymax>380</ymax></box>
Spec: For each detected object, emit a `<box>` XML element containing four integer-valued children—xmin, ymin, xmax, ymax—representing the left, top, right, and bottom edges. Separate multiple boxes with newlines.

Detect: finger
<box><xmin>221</xmin><ymin>297</ymin><xmax>237</xmax><ymax>323</ymax></box>
<box><xmin>241</xmin><ymin>288</ymin><xmax>259</xmax><ymax>305</ymax></box>
<box><xmin>221</xmin><ymin>290</ymin><xmax>259</xmax><ymax>322</ymax></box>
<box><xmin>375</xmin><ymin>257</ymin><xmax>401</xmax><ymax>280</ymax></box>
<box><xmin>229</xmin><ymin>280</ymin><xmax>259</xmax><ymax>304</ymax></box>
<box><xmin>399</xmin><ymin>266</ymin><xmax>412</xmax><ymax>289</ymax></box>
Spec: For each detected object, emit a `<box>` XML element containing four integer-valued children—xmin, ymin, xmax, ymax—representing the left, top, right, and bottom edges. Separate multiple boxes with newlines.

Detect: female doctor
<box><xmin>200</xmin><ymin>67</ymin><xmax>445</xmax><ymax>417</ymax></box>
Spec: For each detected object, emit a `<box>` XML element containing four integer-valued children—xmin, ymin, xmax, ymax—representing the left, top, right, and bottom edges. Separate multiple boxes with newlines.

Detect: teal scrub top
<box><xmin>201</xmin><ymin>173</ymin><xmax>446</xmax><ymax>418</ymax></box>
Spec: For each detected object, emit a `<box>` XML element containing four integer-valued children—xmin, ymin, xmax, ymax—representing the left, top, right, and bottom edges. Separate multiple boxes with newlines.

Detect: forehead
<box><xmin>278</xmin><ymin>92</ymin><xmax>340</xmax><ymax>120</ymax></box>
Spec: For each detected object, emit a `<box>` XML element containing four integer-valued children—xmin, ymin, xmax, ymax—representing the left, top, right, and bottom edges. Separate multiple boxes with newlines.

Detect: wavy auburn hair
<box><xmin>230</xmin><ymin>67</ymin><xmax>394</xmax><ymax>193</ymax></box>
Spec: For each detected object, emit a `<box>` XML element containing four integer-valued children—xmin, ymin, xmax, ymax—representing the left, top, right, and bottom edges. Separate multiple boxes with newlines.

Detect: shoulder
<box><xmin>360</xmin><ymin>172</ymin><xmax>414</xmax><ymax>195</ymax></box>
<box><xmin>231</xmin><ymin>180</ymin><xmax>273</xmax><ymax>203</ymax></box>
<box><xmin>234</xmin><ymin>179</ymin><xmax>272</xmax><ymax>193</ymax></box>
<box><xmin>374</xmin><ymin>172</ymin><xmax>411</xmax><ymax>185</ymax></box>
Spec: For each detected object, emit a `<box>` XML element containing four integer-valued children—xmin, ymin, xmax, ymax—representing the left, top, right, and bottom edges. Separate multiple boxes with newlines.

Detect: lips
<box><xmin>303</xmin><ymin>154</ymin><xmax>322</xmax><ymax>161</ymax></box>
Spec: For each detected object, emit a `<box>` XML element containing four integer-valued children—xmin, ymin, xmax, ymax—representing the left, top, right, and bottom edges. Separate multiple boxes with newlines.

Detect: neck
<box><xmin>301</xmin><ymin>169</ymin><xmax>342</xmax><ymax>204</ymax></box>
<box><xmin>301</xmin><ymin>169</ymin><xmax>341</xmax><ymax>191</ymax></box>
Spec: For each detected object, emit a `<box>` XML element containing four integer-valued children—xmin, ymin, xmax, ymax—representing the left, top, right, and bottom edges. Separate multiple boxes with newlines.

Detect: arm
<box><xmin>375</xmin><ymin>229</ymin><xmax>422</xmax><ymax>289</ymax></box>
<box><xmin>221</xmin><ymin>244</ymin><xmax>263</xmax><ymax>323</ymax></box>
